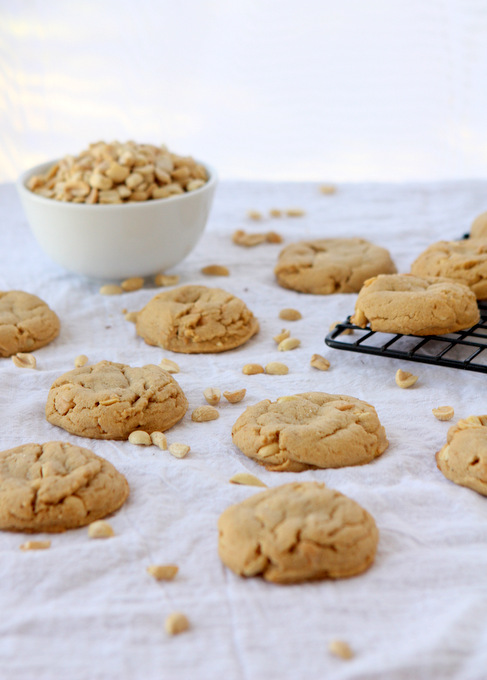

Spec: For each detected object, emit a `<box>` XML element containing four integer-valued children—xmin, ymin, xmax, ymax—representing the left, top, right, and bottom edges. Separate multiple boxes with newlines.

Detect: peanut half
<box><xmin>201</xmin><ymin>265</ymin><xmax>229</xmax><ymax>276</ymax></box>
<box><xmin>328</xmin><ymin>639</ymin><xmax>354</xmax><ymax>660</ymax></box>
<box><xmin>310</xmin><ymin>354</ymin><xmax>330</xmax><ymax>371</ymax></box>
<box><xmin>159</xmin><ymin>358</ymin><xmax>180</xmax><ymax>373</ymax></box>
<box><xmin>395</xmin><ymin>369</ymin><xmax>418</xmax><ymax>389</ymax></box>
<box><xmin>20</xmin><ymin>540</ymin><xmax>51</xmax><ymax>551</ymax></box>
<box><xmin>154</xmin><ymin>274</ymin><xmax>180</xmax><ymax>287</ymax></box>
<box><xmin>278</xmin><ymin>338</ymin><xmax>301</xmax><ymax>351</ymax></box>
<box><xmin>74</xmin><ymin>354</ymin><xmax>88</xmax><ymax>368</ymax></box>
<box><xmin>229</xmin><ymin>473</ymin><xmax>267</xmax><ymax>487</ymax></box>
<box><xmin>12</xmin><ymin>353</ymin><xmax>36</xmax><ymax>369</ymax></box>
<box><xmin>191</xmin><ymin>406</ymin><xmax>219</xmax><ymax>422</ymax></box>
<box><xmin>242</xmin><ymin>363</ymin><xmax>264</xmax><ymax>375</ymax></box>
<box><xmin>279</xmin><ymin>308</ymin><xmax>302</xmax><ymax>321</ymax></box>
<box><xmin>432</xmin><ymin>406</ymin><xmax>454</xmax><ymax>421</ymax></box>
<box><xmin>121</xmin><ymin>276</ymin><xmax>144</xmax><ymax>292</ymax></box>
<box><xmin>168</xmin><ymin>443</ymin><xmax>190</xmax><ymax>459</ymax></box>
<box><xmin>147</xmin><ymin>564</ymin><xmax>179</xmax><ymax>581</ymax></box>
<box><xmin>99</xmin><ymin>284</ymin><xmax>123</xmax><ymax>296</ymax></box>
<box><xmin>128</xmin><ymin>430</ymin><xmax>152</xmax><ymax>446</ymax></box>
<box><xmin>151</xmin><ymin>431</ymin><xmax>168</xmax><ymax>450</ymax></box>
<box><xmin>265</xmin><ymin>362</ymin><xmax>289</xmax><ymax>375</ymax></box>
<box><xmin>203</xmin><ymin>387</ymin><xmax>221</xmax><ymax>405</ymax></box>
<box><xmin>223</xmin><ymin>388</ymin><xmax>246</xmax><ymax>403</ymax></box>
<box><xmin>165</xmin><ymin>612</ymin><xmax>190</xmax><ymax>635</ymax></box>
<box><xmin>88</xmin><ymin>520</ymin><xmax>114</xmax><ymax>539</ymax></box>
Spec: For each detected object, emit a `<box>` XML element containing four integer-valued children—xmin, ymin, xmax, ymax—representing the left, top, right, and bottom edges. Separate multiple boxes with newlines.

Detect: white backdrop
<box><xmin>1</xmin><ymin>0</ymin><xmax>487</xmax><ymax>182</ymax></box>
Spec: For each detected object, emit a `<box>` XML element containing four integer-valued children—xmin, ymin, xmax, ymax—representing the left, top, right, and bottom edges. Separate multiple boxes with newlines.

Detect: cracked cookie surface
<box><xmin>436</xmin><ymin>415</ymin><xmax>487</xmax><ymax>496</ymax></box>
<box><xmin>410</xmin><ymin>239</ymin><xmax>487</xmax><ymax>299</ymax></box>
<box><xmin>274</xmin><ymin>238</ymin><xmax>397</xmax><ymax>294</ymax></box>
<box><xmin>218</xmin><ymin>481</ymin><xmax>379</xmax><ymax>583</ymax></box>
<box><xmin>0</xmin><ymin>290</ymin><xmax>60</xmax><ymax>357</ymax></box>
<box><xmin>133</xmin><ymin>285</ymin><xmax>259</xmax><ymax>353</ymax></box>
<box><xmin>0</xmin><ymin>441</ymin><xmax>129</xmax><ymax>532</ymax></box>
<box><xmin>351</xmin><ymin>273</ymin><xmax>479</xmax><ymax>335</ymax></box>
<box><xmin>231</xmin><ymin>392</ymin><xmax>388</xmax><ymax>472</ymax></box>
<box><xmin>46</xmin><ymin>360</ymin><xmax>188</xmax><ymax>439</ymax></box>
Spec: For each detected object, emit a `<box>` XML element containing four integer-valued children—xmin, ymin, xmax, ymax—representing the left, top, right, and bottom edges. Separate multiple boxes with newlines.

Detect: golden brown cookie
<box><xmin>471</xmin><ymin>212</ymin><xmax>487</xmax><ymax>239</ymax></box>
<box><xmin>436</xmin><ymin>415</ymin><xmax>487</xmax><ymax>496</ymax></box>
<box><xmin>218</xmin><ymin>481</ymin><xmax>379</xmax><ymax>583</ymax></box>
<box><xmin>231</xmin><ymin>392</ymin><xmax>388</xmax><ymax>472</ymax></box>
<box><xmin>46</xmin><ymin>360</ymin><xmax>188</xmax><ymax>439</ymax></box>
<box><xmin>0</xmin><ymin>290</ymin><xmax>60</xmax><ymax>357</ymax></box>
<box><xmin>0</xmin><ymin>441</ymin><xmax>129</xmax><ymax>532</ymax></box>
<box><xmin>351</xmin><ymin>274</ymin><xmax>479</xmax><ymax>335</ymax></box>
<box><xmin>133</xmin><ymin>285</ymin><xmax>259</xmax><ymax>353</ymax></box>
<box><xmin>274</xmin><ymin>238</ymin><xmax>397</xmax><ymax>294</ymax></box>
<box><xmin>410</xmin><ymin>240</ymin><xmax>487</xmax><ymax>299</ymax></box>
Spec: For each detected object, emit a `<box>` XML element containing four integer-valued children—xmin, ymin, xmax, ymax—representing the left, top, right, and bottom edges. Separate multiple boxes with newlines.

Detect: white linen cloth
<box><xmin>0</xmin><ymin>179</ymin><xmax>486</xmax><ymax>680</ymax></box>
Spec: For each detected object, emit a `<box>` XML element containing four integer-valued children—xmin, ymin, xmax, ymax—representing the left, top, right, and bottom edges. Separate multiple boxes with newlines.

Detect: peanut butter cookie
<box><xmin>46</xmin><ymin>360</ymin><xmax>188</xmax><ymax>439</ymax></box>
<box><xmin>351</xmin><ymin>274</ymin><xmax>479</xmax><ymax>335</ymax></box>
<box><xmin>218</xmin><ymin>481</ymin><xmax>379</xmax><ymax>583</ymax></box>
<box><xmin>231</xmin><ymin>392</ymin><xmax>388</xmax><ymax>472</ymax></box>
<box><xmin>274</xmin><ymin>238</ymin><xmax>396</xmax><ymax>294</ymax></box>
<box><xmin>436</xmin><ymin>415</ymin><xmax>487</xmax><ymax>496</ymax></box>
<box><xmin>0</xmin><ymin>290</ymin><xmax>60</xmax><ymax>357</ymax></box>
<box><xmin>0</xmin><ymin>441</ymin><xmax>129</xmax><ymax>532</ymax></box>
<box><xmin>133</xmin><ymin>285</ymin><xmax>259</xmax><ymax>353</ymax></box>
<box><xmin>410</xmin><ymin>239</ymin><xmax>487</xmax><ymax>299</ymax></box>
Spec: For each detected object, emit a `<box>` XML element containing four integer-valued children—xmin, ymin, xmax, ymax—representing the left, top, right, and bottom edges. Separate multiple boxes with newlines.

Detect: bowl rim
<box><xmin>17</xmin><ymin>157</ymin><xmax>217</xmax><ymax>209</ymax></box>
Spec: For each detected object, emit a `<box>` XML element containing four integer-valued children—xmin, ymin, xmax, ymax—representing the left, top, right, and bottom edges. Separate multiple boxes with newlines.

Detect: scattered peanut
<box><xmin>242</xmin><ymin>363</ymin><xmax>264</xmax><ymax>375</ymax></box>
<box><xmin>12</xmin><ymin>353</ymin><xmax>36</xmax><ymax>369</ymax></box>
<box><xmin>74</xmin><ymin>354</ymin><xmax>89</xmax><ymax>368</ymax></box>
<box><xmin>99</xmin><ymin>284</ymin><xmax>123</xmax><ymax>296</ymax></box>
<box><xmin>229</xmin><ymin>473</ymin><xmax>267</xmax><ymax>487</ymax></box>
<box><xmin>168</xmin><ymin>443</ymin><xmax>190</xmax><ymax>459</ymax></box>
<box><xmin>27</xmin><ymin>141</ymin><xmax>208</xmax><ymax>204</ymax></box>
<box><xmin>201</xmin><ymin>264</ymin><xmax>230</xmax><ymax>276</ymax></box>
<box><xmin>165</xmin><ymin>612</ymin><xmax>190</xmax><ymax>635</ymax></box>
<box><xmin>265</xmin><ymin>362</ymin><xmax>289</xmax><ymax>375</ymax></box>
<box><xmin>232</xmin><ymin>230</ymin><xmax>267</xmax><ymax>247</ymax></box>
<box><xmin>154</xmin><ymin>273</ymin><xmax>180</xmax><ymax>287</ymax></box>
<box><xmin>273</xmin><ymin>329</ymin><xmax>290</xmax><ymax>344</ymax></box>
<box><xmin>203</xmin><ymin>387</ymin><xmax>221</xmax><ymax>405</ymax></box>
<box><xmin>124</xmin><ymin>311</ymin><xmax>138</xmax><ymax>323</ymax></box>
<box><xmin>285</xmin><ymin>207</ymin><xmax>306</xmax><ymax>217</ymax></box>
<box><xmin>310</xmin><ymin>354</ymin><xmax>330</xmax><ymax>371</ymax></box>
<box><xmin>88</xmin><ymin>520</ymin><xmax>114</xmax><ymax>539</ymax></box>
<box><xmin>395</xmin><ymin>369</ymin><xmax>419</xmax><ymax>389</ymax></box>
<box><xmin>278</xmin><ymin>338</ymin><xmax>301</xmax><ymax>351</ymax></box>
<box><xmin>20</xmin><ymin>540</ymin><xmax>51</xmax><ymax>551</ymax></box>
<box><xmin>121</xmin><ymin>276</ymin><xmax>144</xmax><ymax>292</ymax></box>
<box><xmin>128</xmin><ymin>430</ymin><xmax>152</xmax><ymax>446</ymax></box>
<box><xmin>432</xmin><ymin>406</ymin><xmax>455</xmax><ymax>421</ymax></box>
<box><xmin>266</xmin><ymin>230</ymin><xmax>283</xmax><ymax>243</ymax></box>
<box><xmin>279</xmin><ymin>308</ymin><xmax>302</xmax><ymax>321</ymax></box>
<box><xmin>269</xmin><ymin>208</ymin><xmax>282</xmax><ymax>218</ymax></box>
<box><xmin>191</xmin><ymin>405</ymin><xmax>219</xmax><ymax>422</ymax></box>
<box><xmin>147</xmin><ymin>564</ymin><xmax>179</xmax><ymax>581</ymax></box>
<box><xmin>247</xmin><ymin>210</ymin><xmax>262</xmax><ymax>220</ymax></box>
<box><xmin>320</xmin><ymin>184</ymin><xmax>337</xmax><ymax>195</ymax></box>
<box><xmin>151</xmin><ymin>431</ymin><xmax>168</xmax><ymax>450</ymax></box>
<box><xmin>223</xmin><ymin>388</ymin><xmax>246</xmax><ymax>403</ymax></box>
<box><xmin>328</xmin><ymin>639</ymin><xmax>354</xmax><ymax>660</ymax></box>
<box><xmin>159</xmin><ymin>358</ymin><xmax>180</xmax><ymax>373</ymax></box>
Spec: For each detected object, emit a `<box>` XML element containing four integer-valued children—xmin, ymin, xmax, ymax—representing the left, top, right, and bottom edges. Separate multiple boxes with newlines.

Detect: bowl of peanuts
<box><xmin>17</xmin><ymin>141</ymin><xmax>217</xmax><ymax>280</ymax></box>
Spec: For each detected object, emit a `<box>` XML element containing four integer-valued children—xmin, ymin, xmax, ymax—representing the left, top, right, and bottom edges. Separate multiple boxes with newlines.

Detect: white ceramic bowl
<box><xmin>17</xmin><ymin>160</ymin><xmax>217</xmax><ymax>280</ymax></box>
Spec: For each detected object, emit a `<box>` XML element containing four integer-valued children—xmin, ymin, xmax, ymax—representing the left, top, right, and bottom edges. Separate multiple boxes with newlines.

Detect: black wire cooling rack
<box><xmin>325</xmin><ymin>300</ymin><xmax>487</xmax><ymax>374</ymax></box>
